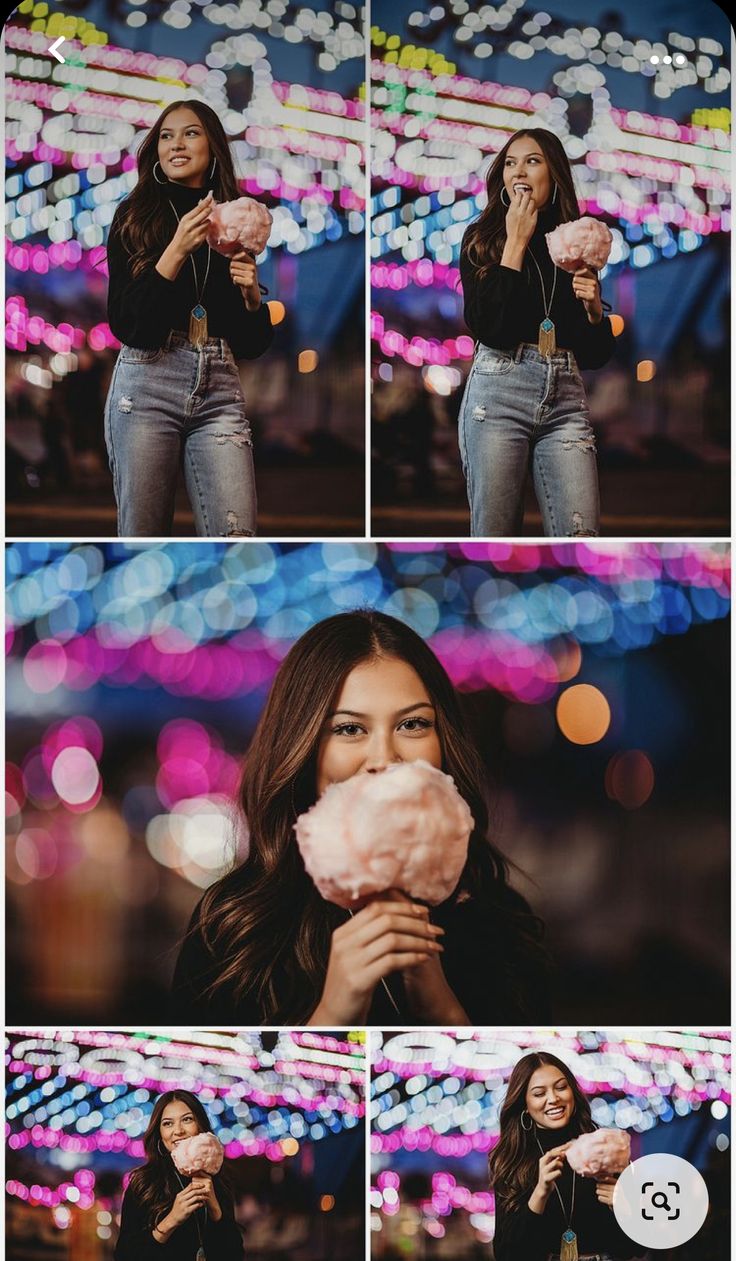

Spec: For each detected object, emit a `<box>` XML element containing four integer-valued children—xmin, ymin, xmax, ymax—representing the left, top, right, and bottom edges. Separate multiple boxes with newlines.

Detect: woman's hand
<box><xmin>595</xmin><ymin>1174</ymin><xmax>618</xmax><ymax>1207</ymax></box>
<box><xmin>505</xmin><ymin>187</ymin><xmax>538</xmax><ymax>247</ymax></box>
<box><xmin>385</xmin><ymin>891</ymin><xmax>468</xmax><ymax>1023</ymax></box>
<box><xmin>229</xmin><ymin>249</ymin><xmax>261</xmax><ymax>310</ymax></box>
<box><xmin>307</xmin><ymin>897</ymin><xmax>444</xmax><ymax>1025</ymax></box>
<box><xmin>528</xmin><ymin>1143</ymin><xmax>572</xmax><ymax>1214</ymax></box>
<box><xmin>191</xmin><ymin>1174</ymin><xmax>221</xmax><ymax>1221</ymax></box>
<box><xmin>170</xmin><ymin>191</ymin><xmax>214</xmax><ymax>259</ymax></box>
<box><xmin>572</xmin><ymin>266</ymin><xmax>603</xmax><ymax>323</ymax></box>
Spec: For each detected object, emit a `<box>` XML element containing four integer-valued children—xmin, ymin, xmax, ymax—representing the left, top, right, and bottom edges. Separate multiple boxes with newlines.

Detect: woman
<box><xmin>172</xmin><ymin>609</ymin><xmax>548</xmax><ymax>1025</ymax></box>
<box><xmin>490</xmin><ymin>1052</ymin><xmax>644</xmax><ymax>1261</ymax></box>
<box><xmin>459</xmin><ymin>128</ymin><xmax>615</xmax><ymax>538</ymax></box>
<box><xmin>105</xmin><ymin>99</ymin><xmax>274</xmax><ymax>537</ymax></box>
<box><xmin>115</xmin><ymin>1090</ymin><xmax>242</xmax><ymax>1260</ymax></box>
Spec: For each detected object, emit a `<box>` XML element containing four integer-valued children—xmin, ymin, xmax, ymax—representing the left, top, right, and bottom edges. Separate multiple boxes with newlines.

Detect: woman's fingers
<box><xmin>349</xmin><ymin>906</ymin><xmax>443</xmax><ymax>951</ymax></box>
<box><xmin>361</xmin><ymin>930</ymin><xmax>443</xmax><ymax>967</ymax></box>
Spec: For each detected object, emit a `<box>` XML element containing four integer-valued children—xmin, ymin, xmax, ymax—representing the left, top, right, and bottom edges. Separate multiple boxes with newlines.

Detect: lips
<box><xmin>546</xmin><ymin>1106</ymin><xmax>566</xmax><ymax>1118</ymax></box>
<box><xmin>170</xmin><ymin>158</ymin><xmax>190</xmax><ymax>165</ymax></box>
<box><xmin>513</xmin><ymin>182</ymin><xmax>532</xmax><ymax>192</ymax></box>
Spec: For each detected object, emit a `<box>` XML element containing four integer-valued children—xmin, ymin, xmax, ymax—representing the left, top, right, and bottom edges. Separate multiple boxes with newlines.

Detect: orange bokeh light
<box><xmin>605</xmin><ymin>750</ymin><xmax>655</xmax><ymax>809</ymax></box>
<box><xmin>609</xmin><ymin>314</ymin><xmax>625</xmax><ymax>336</ymax></box>
<box><xmin>556</xmin><ymin>684</ymin><xmax>611</xmax><ymax>745</ymax></box>
<box><xmin>636</xmin><ymin>360</ymin><xmax>656</xmax><ymax>382</ymax></box>
<box><xmin>267</xmin><ymin>301</ymin><xmax>286</xmax><ymax>325</ymax></box>
<box><xmin>298</xmin><ymin>349</ymin><xmax>319</xmax><ymax>373</ymax></box>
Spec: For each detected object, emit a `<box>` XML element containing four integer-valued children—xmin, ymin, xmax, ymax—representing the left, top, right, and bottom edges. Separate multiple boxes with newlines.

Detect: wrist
<box><xmin>529</xmin><ymin>1186</ymin><xmax>549</xmax><ymax>1214</ymax></box>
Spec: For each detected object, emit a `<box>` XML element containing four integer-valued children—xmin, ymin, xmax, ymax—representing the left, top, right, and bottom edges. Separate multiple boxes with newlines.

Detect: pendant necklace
<box><xmin>345</xmin><ymin>907</ymin><xmax>400</xmax><ymax>1013</ymax></box>
<box><xmin>167</xmin><ymin>199</ymin><xmax>212</xmax><ymax>348</ymax></box>
<box><xmin>535</xmin><ymin>1136</ymin><xmax>577</xmax><ymax>1261</ymax></box>
<box><xmin>527</xmin><ymin>246</ymin><xmax>558</xmax><ymax>357</ymax></box>
<box><xmin>173</xmin><ymin>1167</ymin><xmax>208</xmax><ymax>1261</ymax></box>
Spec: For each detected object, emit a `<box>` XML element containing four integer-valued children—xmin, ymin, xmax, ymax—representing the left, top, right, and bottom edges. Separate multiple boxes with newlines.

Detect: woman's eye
<box><xmin>332</xmin><ymin>723</ymin><xmax>363</xmax><ymax>737</ymax></box>
<box><xmin>399</xmin><ymin>717</ymin><xmax>433</xmax><ymax>733</ymax></box>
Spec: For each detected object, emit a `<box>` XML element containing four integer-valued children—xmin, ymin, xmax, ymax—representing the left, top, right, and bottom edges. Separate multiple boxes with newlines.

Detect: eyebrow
<box><xmin>160</xmin><ymin>124</ymin><xmax>202</xmax><ymax>132</ymax></box>
<box><xmin>327</xmin><ymin>702</ymin><xmax>435</xmax><ymax>719</ymax></box>
<box><xmin>531</xmin><ymin>1077</ymin><xmax>568</xmax><ymax>1089</ymax></box>
<box><xmin>506</xmin><ymin>151</ymin><xmax>544</xmax><ymax>159</ymax></box>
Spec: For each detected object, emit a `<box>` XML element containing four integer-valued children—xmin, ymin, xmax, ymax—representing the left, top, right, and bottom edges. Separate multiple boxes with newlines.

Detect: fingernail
<box><xmin>429</xmin><ymin>925</ymin><xmax>445</xmax><ymax>936</ymax></box>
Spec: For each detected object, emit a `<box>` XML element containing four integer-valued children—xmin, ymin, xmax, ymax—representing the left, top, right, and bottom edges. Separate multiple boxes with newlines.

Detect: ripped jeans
<box><xmin>104</xmin><ymin>331</ymin><xmax>256</xmax><ymax>537</ymax></box>
<box><xmin>458</xmin><ymin>343</ymin><xmax>599</xmax><ymax>537</ymax></box>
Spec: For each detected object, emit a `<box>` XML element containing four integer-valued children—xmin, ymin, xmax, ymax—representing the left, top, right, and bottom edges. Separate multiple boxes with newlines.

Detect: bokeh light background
<box><xmin>369</xmin><ymin>0</ymin><xmax>731</xmax><ymax>535</ymax></box>
<box><xmin>5</xmin><ymin>0</ymin><xmax>366</xmax><ymax>535</ymax></box>
<box><xmin>5</xmin><ymin>1026</ymin><xmax>366</xmax><ymax>1261</ymax></box>
<box><xmin>5</xmin><ymin>539</ymin><xmax>730</xmax><ymax>1022</ymax></box>
<box><xmin>370</xmin><ymin>1028</ymin><xmax>730</xmax><ymax>1259</ymax></box>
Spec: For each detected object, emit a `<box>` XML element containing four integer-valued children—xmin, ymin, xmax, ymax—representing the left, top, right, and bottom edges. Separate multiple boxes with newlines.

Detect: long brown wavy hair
<box><xmin>461</xmin><ymin>129</ymin><xmax>581</xmax><ymax>283</ymax></box>
<box><xmin>489</xmin><ymin>1052</ymin><xmax>594</xmax><ymax>1215</ymax></box>
<box><xmin>113</xmin><ymin>99</ymin><xmax>241</xmax><ymax>277</ymax></box>
<box><xmin>194</xmin><ymin>609</ymin><xmax>546</xmax><ymax>1023</ymax></box>
<box><xmin>127</xmin><ymin>1090</ymin><xmax>232</xmax><ymax>1230</ymax></box>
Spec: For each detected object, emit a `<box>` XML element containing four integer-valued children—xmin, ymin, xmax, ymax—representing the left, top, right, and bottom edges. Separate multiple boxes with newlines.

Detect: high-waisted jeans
<box><xmin>458</xmin><ymin>343</ymin><xmax>600</xmax><ymax>538</ymax></box>
<box><xmin>104</xmin><ymin>332</ymin><xmax>257</xmax><ymax>537</ymax></box>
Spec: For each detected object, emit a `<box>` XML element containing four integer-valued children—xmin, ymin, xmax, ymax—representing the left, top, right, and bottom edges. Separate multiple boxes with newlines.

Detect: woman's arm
<box><xmin>106</xmin><ymin>211</ymin><xmax>180</xmax><ymax>349</ymax></box>
<box><xmin>203</xmin><ymin>1183</ymin><xmax>244</xmax><ymax>1260</ymax></box>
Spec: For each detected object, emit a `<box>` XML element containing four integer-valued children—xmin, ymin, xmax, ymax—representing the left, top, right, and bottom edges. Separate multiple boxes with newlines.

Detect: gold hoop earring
<box><xmin>153</xmin><ymin>162</ymin><xmax>168</xmax><ymax>185</ymax></box>
<box><xmin>521</xmin><ymin>1109</ymin><xmax>533</xmax><ymax>1131</ymax></box>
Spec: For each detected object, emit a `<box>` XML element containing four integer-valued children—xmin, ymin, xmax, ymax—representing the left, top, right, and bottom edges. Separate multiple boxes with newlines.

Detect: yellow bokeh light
<box><xmin>636</xmin><ymin>360</ymin><xmax>656</xmax><ymax>382</ymax></box>
<box><xmin>556</xmin><ymin>684</ymin><xmax>611</xmax><ymax>745</ymax></box>
<box><xmin>267</xmin><ymin>300</ymin><xmax>286</xmax><ymax>325</ymax></box>
<box><xmin>281</xmin><ymin>1138</ymin><xmax>299</xmax><ymax>1156</ymax></box>
<box><xmin>298</xmin><ymin>349</ymin><xmax>319</xmax><ymax>373</ymax></box>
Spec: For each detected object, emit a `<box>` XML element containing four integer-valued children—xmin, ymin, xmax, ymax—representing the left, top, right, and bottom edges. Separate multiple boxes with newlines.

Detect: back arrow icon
<box><xmin>49</xmin><ymin>36</ymin><xmax>66</xmax><ymax>64</ymax></box>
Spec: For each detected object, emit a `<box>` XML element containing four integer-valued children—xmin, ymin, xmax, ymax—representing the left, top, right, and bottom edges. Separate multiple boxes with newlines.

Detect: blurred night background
<box><xmin>370</xmin><ymin>1028</ymin><xmax>730</xmax><ymax>1259</ymax></box>
<box><xmin>5</xmin><ymin>1026</ymin><xmax>366</xmax><ymax>1260</ymax></box>
<box><xmin>4</xmin><ymin>539</ymin><xmax>731</xmax><ymax>1023</ymax></box>
<box><xmin>5</xmin><ymin>0</ymin><xmax>365</xmax><ymax>536</ymax></box>
<box><xmin>370</xmin><ymin>0</ymin><xmax>731</xmax><ymax>535</ymax></box>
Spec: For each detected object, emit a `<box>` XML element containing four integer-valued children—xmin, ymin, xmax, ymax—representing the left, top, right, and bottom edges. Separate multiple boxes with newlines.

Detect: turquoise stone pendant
<box><xmin>189</xmin><ymin>303</ymin><xmax>209</xmax><ymax>347</ymax></box>
<box><xmin>538</xmin><ymin>316</ymin><xmax>556</xmax><ymax>356</ymax></box>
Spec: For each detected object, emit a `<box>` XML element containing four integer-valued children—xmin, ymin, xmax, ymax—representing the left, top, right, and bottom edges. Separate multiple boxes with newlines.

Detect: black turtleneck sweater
<box><xmin>106</xmin><ymin>181</ymin><xmax>274</xmax><ymax>360</ymax></box>
<box><xmin>114</xmin><ymin>1178</ymin><xmax>243</xmax><ymax>1261</ymax></box>
<box><xmin>460</xmin><ymin>209</ymin><xmax>615</xmax><ymax>370</ymax></box>
<box><xmin>492</xmin><ymin>1122</ymin><xmax>645</xmax><ymax>1261</ymax></box>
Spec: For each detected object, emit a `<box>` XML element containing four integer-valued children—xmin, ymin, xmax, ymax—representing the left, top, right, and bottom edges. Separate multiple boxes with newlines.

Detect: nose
<box><xmin>364</xmin><ymin>729</ymin><xmax>401</xmax><ymax>773</ymax></box>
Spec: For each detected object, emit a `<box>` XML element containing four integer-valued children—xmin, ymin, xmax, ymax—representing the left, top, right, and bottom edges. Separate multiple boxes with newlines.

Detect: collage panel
<box><xmin>369</xmin><ymin>1028</ymin><xmax>731</xmax><ymax>1259</ymax></box>
<box><xmin>5</xmin><ymin>1</ymin><xmax>366</xmax><ymax>539</ymax></box>
<box><xmin>5</xmin><ymin>1026</ymin><xmax>366</xmax><ymax>1260</ymax></box>
<box><xmin>370</xmin><ymin>1</ymin><xmax>730</xmax><ymax>538</ymax></box>
<box><xmin>5</xmin><ymin>540</ymin><xmax>729</xmax><ymax>1028</ymax></box>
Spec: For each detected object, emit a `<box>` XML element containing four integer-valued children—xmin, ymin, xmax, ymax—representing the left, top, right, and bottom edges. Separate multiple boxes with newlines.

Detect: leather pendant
<box><xmin>189</xmin><ymin>304</ymin><xmax>208</xmax><ymax>348</ymax></box>
<box><xmin>560</xmin><ymin>1228</ymin><xmax>578</xmax><ymax>1261</ymax></box>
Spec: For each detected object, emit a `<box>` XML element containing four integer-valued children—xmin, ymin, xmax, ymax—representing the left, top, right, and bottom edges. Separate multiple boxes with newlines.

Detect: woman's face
<box><xmin>316</xmin><ymin>655</ymin><xmax>442</xmax><ymax>794</ymax></box>
<box><xmin>525</xmin><ymin>1065</ymin><xmax>575</xmax><ymax>1130</ymax></box>
<box><xmin>157</xmin><ymin>108</ymin><xmax>211</xmax><ymax>188</ymax></box>
<box><xmin>159</xmin><ymin>1100</ymin><xmax>201</xmax><ymax>1153</ymax></box>
<box><xmin>502</xmin><ymin>136</ymin><xmax>553</xmax><ymax>210</ymax></box>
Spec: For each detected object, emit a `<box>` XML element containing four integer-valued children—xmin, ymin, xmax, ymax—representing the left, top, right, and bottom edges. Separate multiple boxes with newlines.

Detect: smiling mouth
<box><xmin>170</xmin><ymin>157</ymin><xmax>190</xmax><ymax>165</ymax></box>
<box><xmin>513</xmin><ymin>182</ymin><xmax>532</xmax><ymax>192</ymax></box>
<box><xmin>546</xmin><ymin>1106</ymin><xmax>566</xmax><ymax>1117</ymax></box>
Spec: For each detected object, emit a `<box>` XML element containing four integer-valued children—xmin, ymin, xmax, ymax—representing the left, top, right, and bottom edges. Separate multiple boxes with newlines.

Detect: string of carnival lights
<box><xmin>5</xmin><ymin>1028</ymin><xmax>365</xmax><ymax>1199</ymax></box>
<box><xmin>370</xmin><ymin>1029</ymin><xmax>730</xmax><ymax>1246</ymax></box>
<box><xmin>5</xmin><ymin>7</ymin><xmax>365</xmax><ymax>381</ymax></box>
<box><xmin>369</xmin><ymin>16</ymin><xmax>730</xmax><ymax>372</ymax></box>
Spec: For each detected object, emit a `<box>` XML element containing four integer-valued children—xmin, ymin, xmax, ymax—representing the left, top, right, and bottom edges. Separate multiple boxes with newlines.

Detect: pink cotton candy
<box><xmin>171</xmin><ymin>1132</ymin><xmax>224</xmax><ymax>1177</ymax></box>
<box><xmin>294</xmin><ymin>760</ymin><xmax>474</xmax><ymax>909</ymax></box>
<box><xmin>566</xmin><ymin>1129</ymin><xmax>630</xmax><ymax>1177</ymax></box>
<box><xmin>206</xmin><ymin>197</ymin><xmax>272</xmax><ymax>258</ymax></box>
<box><xmin>545</xmin><ymin>217</ymin><xmax>613</xmax><ymax>273</ymax></box>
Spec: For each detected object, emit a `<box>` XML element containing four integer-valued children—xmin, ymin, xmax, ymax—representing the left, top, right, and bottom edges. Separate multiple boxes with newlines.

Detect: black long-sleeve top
<box><xmin>171</xmin><ymin>882</ymin><xmax>550</xmax><ymax>1026</ymax></box>
<box><xmin>106</xmin><ymin>180</ymin><xmax>274</xmax><ymax>360</ymax></box>
<box><xmin>492</xmin><ymin>1124</ymin><xmax>644</xmax><ymax>1261</ymax></box>
<box><xmin>460</xmin><ymin>208</ymin><xmax>616</xmax><ymax>370</ymax></box>
<box><xmin>114</xmin><ymin>1179</ymin><xmax>243</xmax><ymax>1261</ymax></box>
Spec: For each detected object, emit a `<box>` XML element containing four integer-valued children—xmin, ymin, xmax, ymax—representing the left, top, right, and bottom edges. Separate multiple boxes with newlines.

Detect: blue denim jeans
<box><xmin>458</xmin><ymin>343</ymin><xmax>600</xmax><ymax>537</ymax></box>
<box><xmin>104</xmin><ymin>332</ymin><xmax>256</xmax><ymax>537</ymax></box>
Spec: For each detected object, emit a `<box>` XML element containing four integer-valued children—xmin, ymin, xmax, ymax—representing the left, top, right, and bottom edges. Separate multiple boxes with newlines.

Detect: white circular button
<box><xmin>613</xmin><ymin>1153</ymin><xmax>709</xmax><ymax>1249</ymax></box>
